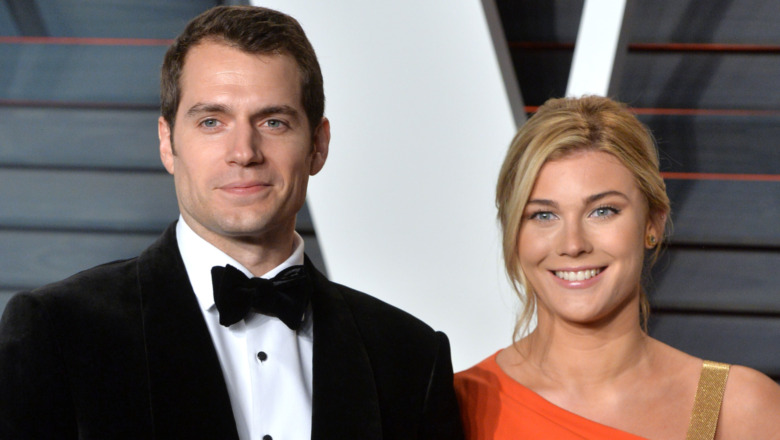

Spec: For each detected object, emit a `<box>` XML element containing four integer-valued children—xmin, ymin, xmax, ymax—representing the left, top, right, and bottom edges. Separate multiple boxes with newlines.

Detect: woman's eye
<box><xmin>530</xmin><ymin>211</ymin><xmax>556</xmax><ymax>222</ymax></box>
<box><xmin>591</xmin><ymin>206</ymin><xmax>619</xmax><ymax>218</ymax></box>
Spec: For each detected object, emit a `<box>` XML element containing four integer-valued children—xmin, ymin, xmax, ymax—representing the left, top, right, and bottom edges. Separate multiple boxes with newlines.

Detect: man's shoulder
<box><xmin>323</xmin><ymin>279</ymin><xmax>440</xmax><ymax>342</ymax></box>
<box><xmin>7</xmin><ymin>256</ymin><xmax>141</xmax><ymax>319</ymax></box>
<box><xmin>318</xmin><ymin>279</ymin><xmax>457</xmax><ymax>420</ymax></box>
<box><xmin>17</xmin><ymin>223</ymin><xmax>176</xmax><ymax>304</ymax></box>
<box><xmin>0</xmin><ymin>256</ymin><xmax>147</xmax><ymax>353</ymax></box>
<box><xmin>33</xmin><ymin>256</ymin><xmax>139</xmax><ymax>296</ymax></box>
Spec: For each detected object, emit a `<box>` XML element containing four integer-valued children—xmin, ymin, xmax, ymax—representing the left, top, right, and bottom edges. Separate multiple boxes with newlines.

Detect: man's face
<box><xmin>159</xmin><ymin>40</ymin><xmax>329</xmax><ymax>249</ymax></box>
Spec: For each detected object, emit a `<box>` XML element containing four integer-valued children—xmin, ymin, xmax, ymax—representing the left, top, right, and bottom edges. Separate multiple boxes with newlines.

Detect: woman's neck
<box><xmin>514</xmin><ymin>307</ymin><xmax>654</xmax><ymax>392</ymax></box>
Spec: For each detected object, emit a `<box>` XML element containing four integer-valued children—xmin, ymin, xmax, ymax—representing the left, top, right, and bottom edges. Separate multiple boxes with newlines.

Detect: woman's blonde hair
<box><xmin>496</xmin><ymin>96</ymin><xmax>670</xmax><ymax>338</ymax></box>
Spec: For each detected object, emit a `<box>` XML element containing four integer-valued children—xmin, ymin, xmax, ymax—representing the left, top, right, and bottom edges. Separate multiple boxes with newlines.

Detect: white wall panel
<box><xmin>567</xmin><ymin>0</ymin><xmax>629</xmax><ymax>97</ymax></box>
<box><xmin>254</xmin><ymin>0</ymin><xmax>519</xmax><ymax>369</ymax></box>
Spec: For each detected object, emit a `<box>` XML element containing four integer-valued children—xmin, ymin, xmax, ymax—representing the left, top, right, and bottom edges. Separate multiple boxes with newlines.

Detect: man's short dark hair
<box><xmin>160</xmin><ymin>5</ymin><xmax>324</xmax><ymax>134</ymax></box>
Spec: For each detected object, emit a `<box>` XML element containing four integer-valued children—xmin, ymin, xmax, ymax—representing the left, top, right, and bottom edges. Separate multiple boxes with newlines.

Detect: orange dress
<box><xmin>454</xmin><ymin>352</ymin><xmax>648</xmax><ymax>439</ymax></box>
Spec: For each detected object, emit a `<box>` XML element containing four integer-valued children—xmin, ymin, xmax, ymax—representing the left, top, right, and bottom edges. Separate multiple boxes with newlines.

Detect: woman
<box><xmin>455</xmin><ymin>96</ymin><xmax>780</xmax><ymax>439</ymax></box>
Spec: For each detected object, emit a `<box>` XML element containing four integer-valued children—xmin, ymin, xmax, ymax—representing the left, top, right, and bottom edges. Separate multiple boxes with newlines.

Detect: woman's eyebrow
<box><xmin>585</xmin><ymin>190</ymin><xmax>629</xmax><ymax>204</ymax></box>
<box><xmin>526</xmin><ymin>199</ymin><xmax>558</xmax><ymax>208</ymax></box>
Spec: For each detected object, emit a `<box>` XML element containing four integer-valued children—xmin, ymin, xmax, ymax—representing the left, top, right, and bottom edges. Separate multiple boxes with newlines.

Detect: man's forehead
<box><xmin>181</xmin><ymin>39</ymin><xmax>298</xmax><ymax>77</ymax></box>
<box><xmin>177</xmin><ymin>42</ymin><xmax>303</xmax><ymax>107</ymax></box>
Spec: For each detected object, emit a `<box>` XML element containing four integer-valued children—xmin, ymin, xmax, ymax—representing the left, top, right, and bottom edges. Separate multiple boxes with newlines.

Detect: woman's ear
<box><xmin>645</xmin><ymin>210</ymin><xmax>667</xmax><ymax>249</ymax></box>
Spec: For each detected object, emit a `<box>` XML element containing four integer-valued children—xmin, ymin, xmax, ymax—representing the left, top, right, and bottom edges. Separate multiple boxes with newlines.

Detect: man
<box><xmin>0</xmin><ymin>6</ymin><xmax>463</xmax><ymax>439</ymax></box>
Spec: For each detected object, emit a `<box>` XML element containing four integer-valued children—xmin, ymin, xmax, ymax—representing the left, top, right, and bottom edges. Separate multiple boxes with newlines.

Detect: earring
<box><xmin>646</xmin><ymin>235</ymin><xmax>657</xmax><ymax>247</ymax></box>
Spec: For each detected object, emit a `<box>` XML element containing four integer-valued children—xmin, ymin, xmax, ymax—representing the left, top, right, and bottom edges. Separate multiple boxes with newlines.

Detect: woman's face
<box><xmin>518</xmin><ymin>150</ymin><xmax>660</xmax><ymax>327</ymax></box>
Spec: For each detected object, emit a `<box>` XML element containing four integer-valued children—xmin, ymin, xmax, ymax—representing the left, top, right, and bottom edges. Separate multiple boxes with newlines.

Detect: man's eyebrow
<box><xmin>185</xmin><ymin>103</ymin><xmax>230</xmax><ymax>118</ymax></box>
<box><xmin>184</xmin><ymin>103</ymin><xmax>300</xmax><ymax>119</ymax></box>
<box><xmin>253</xmin><ymin>105</ymin><xmax>301</xmax><ymax>121</ymax></box>
<box><xmin>585</xmin><ymin>190</ymin><xmax>629</xmax><ymax>204</ymax></box>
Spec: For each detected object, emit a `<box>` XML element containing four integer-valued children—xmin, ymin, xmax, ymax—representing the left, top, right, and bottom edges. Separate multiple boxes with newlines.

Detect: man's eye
<box><xmin>266</xmin><ymin>119</ymin><xmax>283</xmax><ymax>128</ymax></box>
<box><xmin>202</xmin><ymin>119</ymin><xmax>219</xmax><ymax>128</ymax></box>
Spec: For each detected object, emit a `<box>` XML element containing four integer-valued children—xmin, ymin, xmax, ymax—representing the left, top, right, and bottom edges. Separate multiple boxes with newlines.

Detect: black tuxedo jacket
<box><xmin>0</xmin><ymin>224</ymin><xmax>463</xmax><ymax>439</ymax></box>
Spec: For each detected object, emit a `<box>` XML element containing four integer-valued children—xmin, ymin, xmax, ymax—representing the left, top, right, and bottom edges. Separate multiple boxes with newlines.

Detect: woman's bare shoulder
<box><xmin>716</xmin><ymin>365</ymin><xmax>780</xmax><ymax>439</ymax></box>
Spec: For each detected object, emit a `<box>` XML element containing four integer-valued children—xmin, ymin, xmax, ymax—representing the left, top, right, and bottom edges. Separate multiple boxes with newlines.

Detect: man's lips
<box><xmin>218</xmin><ymin>181</ymin><xmax>271</xmax><ymax>193</ymax></box>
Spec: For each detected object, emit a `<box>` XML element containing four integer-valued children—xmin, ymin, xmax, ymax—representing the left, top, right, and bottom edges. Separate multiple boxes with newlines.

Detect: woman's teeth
<box><xmin>554</xmin><ymin>269</ymin><xmax>601</xmax><ymax>281</ymax></box>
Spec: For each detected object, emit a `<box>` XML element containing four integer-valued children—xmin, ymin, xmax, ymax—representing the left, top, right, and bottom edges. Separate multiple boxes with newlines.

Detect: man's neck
<box><xmin>182</xmin><ymin>218</ymin><xmax>298</xmax><ymax>277</ymax></box>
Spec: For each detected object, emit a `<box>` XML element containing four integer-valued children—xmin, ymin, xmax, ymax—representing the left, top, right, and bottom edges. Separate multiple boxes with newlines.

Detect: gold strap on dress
<box><xmin>685</xmin><ymin>360</ymin><xmax>730</xmax><ymax>440</ymax></box>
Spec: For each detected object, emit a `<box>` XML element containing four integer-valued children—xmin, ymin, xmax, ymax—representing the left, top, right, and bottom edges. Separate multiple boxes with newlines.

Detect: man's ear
<box><xmin>309</xmin><ymin>117</ymin><xmax>330</xmax><ymax>176</ymax></box>
<box><xmin>158</xmin><ymin>116</ymin><xmax>175</xmax><ymax>175</ymax></box>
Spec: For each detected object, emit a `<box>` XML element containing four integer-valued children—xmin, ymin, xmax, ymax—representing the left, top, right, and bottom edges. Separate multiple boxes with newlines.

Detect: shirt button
<box><xmin>257</xmin><ymin>351</ymin><xmax>268</xmax><ymax>362</ymax></box>
<box><xmin>263</xmin><ymin>435</ymin><xmax>272</xmax><ymax>440</ymax></box>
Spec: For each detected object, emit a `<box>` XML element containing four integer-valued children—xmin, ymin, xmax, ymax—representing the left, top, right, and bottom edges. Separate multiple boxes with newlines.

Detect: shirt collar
<box><xmin>175</xmin><ymin>216</ymin><xmax>305</xmax><ymax>312</ymax></box>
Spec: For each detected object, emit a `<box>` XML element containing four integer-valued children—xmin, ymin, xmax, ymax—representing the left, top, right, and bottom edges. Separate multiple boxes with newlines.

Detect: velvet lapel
<box><xmin>307</xmin><ymin>257</ymin><xmax>383</xmax><ymax>439</ymax></box>
<box><xmin>136</xmin><ymin>223</ymin><xmax>239</xmax><ymax>439</ymax></box>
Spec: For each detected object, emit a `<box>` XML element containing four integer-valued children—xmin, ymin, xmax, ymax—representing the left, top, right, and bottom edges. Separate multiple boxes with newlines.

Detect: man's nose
<box><xmin>227</xmin><ymin>122</ymin><xmax>263</xmax><ymax>166</ymax></box>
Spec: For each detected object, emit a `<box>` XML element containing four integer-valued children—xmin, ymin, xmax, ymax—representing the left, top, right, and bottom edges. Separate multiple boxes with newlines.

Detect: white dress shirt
<box><xmin>176</xmin><ymin>217</ymin><xmax>313</xmax><ymax>440</ymax></box>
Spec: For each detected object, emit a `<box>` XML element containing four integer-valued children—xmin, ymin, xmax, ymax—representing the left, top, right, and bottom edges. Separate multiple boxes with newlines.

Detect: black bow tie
<box><xmin>211</xmin><ymin>264</ymin><xmax>312</xmax><ymax>330</ymax></box>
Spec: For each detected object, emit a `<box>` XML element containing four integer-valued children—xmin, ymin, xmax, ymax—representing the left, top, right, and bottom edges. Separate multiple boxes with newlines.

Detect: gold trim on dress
<box><xmin>685</xmin><ymin>360</ymin><xmax>730</xmax><ymax>440</ymax></box>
